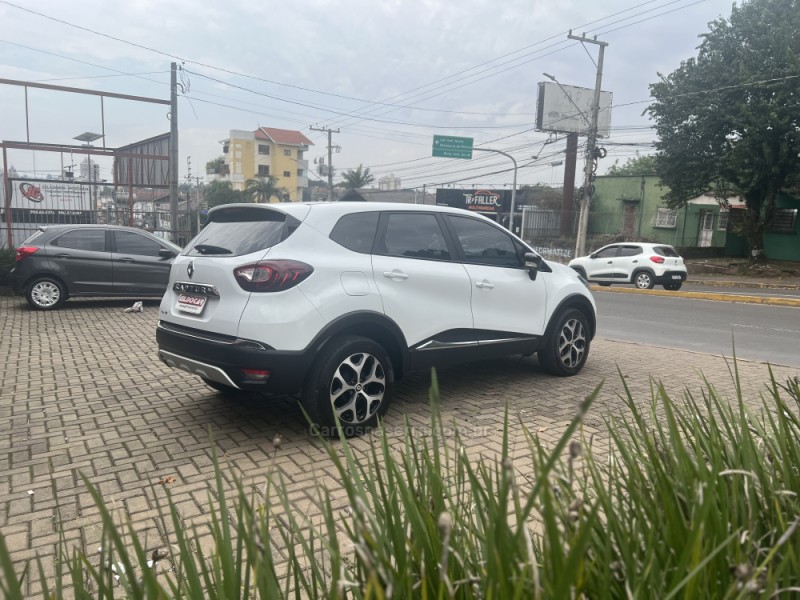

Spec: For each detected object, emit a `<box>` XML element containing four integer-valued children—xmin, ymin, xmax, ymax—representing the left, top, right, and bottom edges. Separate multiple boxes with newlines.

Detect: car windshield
<box><xmin>184</xmin><ymin>207</ymin><xmax>293</xmax><ymax>257</ymax></box>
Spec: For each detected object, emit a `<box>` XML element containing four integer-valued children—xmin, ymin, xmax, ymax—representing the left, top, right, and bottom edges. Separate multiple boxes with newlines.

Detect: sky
<box><xmin>0</xmin><ymin>0</ymin><xmax>736</xmax><ymax>191</ymax></box>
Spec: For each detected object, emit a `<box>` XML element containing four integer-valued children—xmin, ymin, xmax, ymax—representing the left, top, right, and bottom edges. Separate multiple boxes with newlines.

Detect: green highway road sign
<box><xmin>432</xmin><ymin>135</ymin><xmax>474</xmax><ymax>159</ymax></box>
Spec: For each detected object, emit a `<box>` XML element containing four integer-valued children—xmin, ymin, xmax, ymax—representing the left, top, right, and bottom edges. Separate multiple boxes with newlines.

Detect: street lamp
<box><xmin>74</xmin><ymin>132</ymin><xmax>103</xmax><ymax>212</ymax></box>
<box><xmin>473</xmin><ymin>148</ymin><xmax>518</xmax><ymax>234</ymax></box>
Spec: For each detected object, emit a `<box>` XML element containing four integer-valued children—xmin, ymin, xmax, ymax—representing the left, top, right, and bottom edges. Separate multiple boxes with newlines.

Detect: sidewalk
<box><xmin>686</xmin><ymin>274</ymin><xmax>800</xmax><ymax>289</ymax></box>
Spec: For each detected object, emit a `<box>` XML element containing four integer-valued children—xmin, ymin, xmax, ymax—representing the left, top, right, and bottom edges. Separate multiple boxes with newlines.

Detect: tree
<box><xmin>244</xmin><ymin>176</ymin><xmax>287</xmax><ymax>203</ymax></box>
<box><xmin>341</xmin><ymin>164</ymin><xmax>375</xmax><ymax>189</ymax></box>
<box><xmin>516</xmin><ymin>185</ymin><xmax>564</xmax><ymax>210</ymax></box>
<box><xmin>605</xmin><ymin>154</ymin><xmax>657</xmax><ymax>177</ymax></box>
<box><xmin>204</xmin><ymin>180</ymin><xmax>242</xmax><ymax>208</ymax></box>
<box><xmin>647</xmin><ymin>0</ymin><xmax>800</xmax><ymax>258</ymax></box>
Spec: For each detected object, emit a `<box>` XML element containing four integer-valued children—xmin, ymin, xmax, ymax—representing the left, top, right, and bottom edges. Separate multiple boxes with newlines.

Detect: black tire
<box><xmin>26</xmin><ymin>276</ymin><xmax>67</xmax><ymax>310</ymax></box>
<box><xmin>663</xmin><ymin>282</ymin><xmax>683</xmax><ymax>291</ymax></box>
<box><xmin>633</xmin><ymin>270</ymin><xmax>655</xmax><ymax>290</ymax></box>
<box><xmin>538</xmin><ymin>308</ymin><xmax>591</xmax><ymax>377</ymax></box>
<box><xmin>302</xmin><ymin>335</ymin><xmax>393</xmax><ymax>437</ymax></box>
<box><xmin>202</xmin><ymin>378</ymin><xmax>245</xmax><ymax>395</ymax></box>
<box><xmin>598</xmin><ymin>282</ymin><xmax>612</xmax><ymax>287</ymax></box>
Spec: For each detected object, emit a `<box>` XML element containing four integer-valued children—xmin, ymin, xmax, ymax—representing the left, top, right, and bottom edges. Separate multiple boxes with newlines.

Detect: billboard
<box><xmin>436</xmin><ymin>189</ymin><xmax>513</xmax><ymax>216</ymax></box>
<box><xmin>535</xmin><ymin>81</ymin><xmax>612</xmax><ymax>137</ymax></box>
<box><xmin>113</xmin><ymin>133</ymin><xmax>170</xmax><ymax>187</ymax></box>
<box><xmin>7</xmin><ymin>178</ymin><xmax>95</xmax><ymax>223</ymax></box>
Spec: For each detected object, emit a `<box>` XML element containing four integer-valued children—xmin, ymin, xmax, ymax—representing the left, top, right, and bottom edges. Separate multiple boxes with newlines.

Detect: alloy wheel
<box><xmin>329</xmin><ymin>352</ymin><xmax>386</xmax><ymax>425</ymax></box>
<box><xmin>30</xmin><ymin>281</ymin><xmax>61</xmax><ymax>308</ymax></box>
<box><xmin>558</xmin><ymin>317</ymin><xmax>587</xmax><ymax>368</ymax></box>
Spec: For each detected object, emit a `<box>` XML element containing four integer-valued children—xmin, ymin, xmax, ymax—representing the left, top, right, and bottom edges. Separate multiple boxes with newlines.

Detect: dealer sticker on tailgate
<box><xmin>176</xmin><ymin>294</ymin><xmax>206</xmax><ymax>314</ymax></box>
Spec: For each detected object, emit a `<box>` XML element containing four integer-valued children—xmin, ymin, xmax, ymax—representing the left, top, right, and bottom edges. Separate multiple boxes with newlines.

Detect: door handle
<box><xmin>383</xmin><ymin>271</ymin><xmax>408</xmax><ymax>280</ymax></box>
<box><xmin>475</xmin><ymin>281</ymin><xmax>494</xmax><ymax>289</ymax></box>
<box><xmin>117</xmin><ymin>257</ymin><xmax>135</xmax><ymax>263</ymax></box>
<box><xmin>632</xmin><ymin>260</ymin><xmax>638</xmax><ymax>263</ymax></box>
<box><xmin>607</xmin><ymin>261</ymin><xmax>612</xmax><ymax>264</ymax></box>
<box><xmin>54</xmin><ymin>253</ymin><xmax>71</xmax><ymax>258</ymax></box>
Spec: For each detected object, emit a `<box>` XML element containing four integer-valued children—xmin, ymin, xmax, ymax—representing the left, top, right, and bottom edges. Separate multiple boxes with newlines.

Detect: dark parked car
<box><xmin>10</xmin><ymin>225</ymin><xmax>181</xmax><ymax>310</ymax></box>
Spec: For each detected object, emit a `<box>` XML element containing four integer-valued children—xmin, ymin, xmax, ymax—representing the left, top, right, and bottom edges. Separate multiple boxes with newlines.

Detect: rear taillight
<box><xmin>649</xmin><ymin>256</ymin><xmax>665</xmax><ymax>264</ymax></box>
<box><xmin>15</xmin><ymin>246</ymin><xmax>39</xmax><ymax>262</ymax></box>
<box><xmin>233</xmin><ymin>260</ymin><xmax>313</xmax><ymax>292</ymax></box>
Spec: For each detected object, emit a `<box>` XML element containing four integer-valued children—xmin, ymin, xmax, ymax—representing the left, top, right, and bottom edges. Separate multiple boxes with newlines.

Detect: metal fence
<box><xmin>2</xmin><ymin>204</ymin><xmax>197</xmax><ymax>249</ymax></box>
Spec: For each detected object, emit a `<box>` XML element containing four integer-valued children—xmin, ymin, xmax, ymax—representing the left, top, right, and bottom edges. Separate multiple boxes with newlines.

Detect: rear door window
<box><xmin>617</xmin><ymin>245</ymin><xmax>642</xmax><ymax>257</ymax></box>
<box><xmin>375</xmin><ymin>213</ymin><xmax>451</xmax><ymax>261</ymax></box>
<box><xmin>186</xmin><ymin>207</ymin><xmax>297</xmax><ymax>257</ymax></box>
<box><xmin>330</xmin><ymin>212</ymin><xmax>379</xmax><ymax>253</ymax></box>
<box><xmin>53</xmin><ymin>229</ymin><xmax>107</xmax><ymax>252</ymax></box>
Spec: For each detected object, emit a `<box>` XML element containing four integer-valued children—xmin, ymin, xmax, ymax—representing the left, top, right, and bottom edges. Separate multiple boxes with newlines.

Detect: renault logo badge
<box><xmin>187</xmin><ymin>261</ymin><xmax>195</xmax><ymax>278</ymax></box>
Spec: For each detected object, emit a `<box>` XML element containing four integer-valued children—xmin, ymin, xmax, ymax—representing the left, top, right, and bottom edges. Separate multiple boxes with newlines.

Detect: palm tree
<box><xmin>244</xmin><ymin>176</ymin><xmax>287</xmax><ymax>203</ymax></box>
<box><xmin>341</xmin><ymin>164</ymin><xmax>375</xmax><ymax>189</ymax></box>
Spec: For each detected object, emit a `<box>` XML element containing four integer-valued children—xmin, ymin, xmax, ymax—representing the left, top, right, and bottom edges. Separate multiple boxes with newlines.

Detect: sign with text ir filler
<box><xmin>432</xmin><ymin>135</ymin><xmax>474</xmax><ymax>159</ymax></box>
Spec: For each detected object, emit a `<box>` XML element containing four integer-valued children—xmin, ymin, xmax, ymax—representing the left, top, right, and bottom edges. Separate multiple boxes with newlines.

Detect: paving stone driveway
<box><xmin>1</xmin><ymin>295</ymin><xmax>798</xmax><ymax>594</ymax></box>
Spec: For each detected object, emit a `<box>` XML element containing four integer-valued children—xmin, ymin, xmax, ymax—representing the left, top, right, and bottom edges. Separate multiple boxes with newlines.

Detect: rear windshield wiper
<box><xmin>193</xmin><ymin>244</ymin><xmax>232</xmax><ymax>255</ymax></box>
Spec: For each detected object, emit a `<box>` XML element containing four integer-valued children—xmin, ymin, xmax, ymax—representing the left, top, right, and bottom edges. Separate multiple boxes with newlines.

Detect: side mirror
<box><xmin>158</xmin><ymin>248</ymin><xmax>176</xmax><ymax>259</ymax></box>
<box><xmin>523</xmin><ymin>252</ymin><xmax>541</xmax><ymax>281</ymax></box>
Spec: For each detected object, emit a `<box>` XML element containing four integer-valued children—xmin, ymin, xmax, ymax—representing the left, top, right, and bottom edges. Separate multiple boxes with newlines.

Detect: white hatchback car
<box><xmin>569</xmin><ymin>242</ymin><xmax>687</xmax><ymax>290</ymax></box>
<box><xmin>157</xmin><ymin>202</ymin><xmax>597</xmax><ymax>435</ymax></box>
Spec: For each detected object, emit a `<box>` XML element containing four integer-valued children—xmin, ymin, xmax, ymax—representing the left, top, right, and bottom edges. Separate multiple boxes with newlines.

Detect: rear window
<box><xmin>185</xmin><ymin>207</ymin><xmax>298</xmax><ymax>257</ymax></box>
<box><xmin>653</xmin><ymin>245</ymin><xmax>680</xmax><ymax>257</ymax></box>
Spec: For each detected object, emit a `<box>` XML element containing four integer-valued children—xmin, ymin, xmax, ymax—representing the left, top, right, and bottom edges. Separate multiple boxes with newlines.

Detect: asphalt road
<box><xmin>594</xmin><ymin>291</ymin><xmax>800</xmax><ymax>368</ymax></box>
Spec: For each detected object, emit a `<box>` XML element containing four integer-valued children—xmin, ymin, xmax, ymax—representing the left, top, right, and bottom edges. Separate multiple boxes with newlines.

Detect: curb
<box><xmin>686</xmin><ymin>279</ymin><xmax>800</xmax><ymax>290</ymax></box>
<box><xmin>591</xmin><ymin>285</ymin><xmax>800</xmax><ymax>307</ymax></box>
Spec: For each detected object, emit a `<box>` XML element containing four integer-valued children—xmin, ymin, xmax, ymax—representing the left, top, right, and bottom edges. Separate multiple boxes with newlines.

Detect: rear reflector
<box><xmin>234</xmin><ymin>260</ymin><xmax>313</xmax><ymax>292</ymax></box>
<box><xmin>15</xmin><ymin>246</ymin><xmax>39</xmax><ymax>262</ymax></box>
<box><xmin>240</xmin><ymin>368</ymin><xmax>270</xmax><ymax>382</ymax></box>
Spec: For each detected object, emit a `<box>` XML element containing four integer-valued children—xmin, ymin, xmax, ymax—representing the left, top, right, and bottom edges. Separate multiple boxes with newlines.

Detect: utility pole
<box><xmin>561</xmin><ymin>133</ymin><xmax>579</xmax><ymax>236</ymax></box>
<box><xmin>568</xmin><ymin>32</ymin><xmax>608</xmax><ymax>258</ymax></box>
<box><xmin>169</xmin><ymin>62</ymin><xmax>179</xmax><ymax>243</ymax></box>
<box><xmin>310</xmin><ymin>125</ymin><xmax>339</xmax><ymax>201</ymax></box>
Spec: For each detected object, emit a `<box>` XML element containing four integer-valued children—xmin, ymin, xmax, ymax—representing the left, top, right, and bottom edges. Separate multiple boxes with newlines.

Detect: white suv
<box><xmin>569</xmin><ymin>242</ymin><xmax>687</xmax><ymax>290</ymax></box>
<box><xmin>157</xmin><ymin>202</ymin><xmax>597</xmax><ymax>435</ymax></box>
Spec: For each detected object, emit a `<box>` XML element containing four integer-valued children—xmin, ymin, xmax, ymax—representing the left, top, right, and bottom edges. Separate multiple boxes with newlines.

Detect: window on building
<box><xmin>283</xmin><ymin>171</ymin><xmax>291</xmax><ymax>178</ymax></box>
<box><xmin>768</xmin><ymin>209</ymin><xmax>798</xmax><ymax>233</ymax></box>
<box><xmin>655</xmin><ymin>207</ymin><xmax>678</xmax><ymax>228</ymax></box>
<box><xmin>718</xmin><ymin>210</ymin><xmax>730</xmax><ymax>231</ymax></box>
<box><xmin>258</xmin><ymin>144</ymin><xmax>270</xmax><ymax>155</ymax></box>
<box><xmin>283</xmin><ymin>149</ymin><xmax>292</xmax><ymax>157</ymax></box>
<box><xmin>258</xmin><ymin>165</ymin><xmax>269</xmax><ymax>176</ymax></box>
<box><xmin>222</xmin><ymin>144</ymin><xmax>229</xmax><ymax>154</ymax></box>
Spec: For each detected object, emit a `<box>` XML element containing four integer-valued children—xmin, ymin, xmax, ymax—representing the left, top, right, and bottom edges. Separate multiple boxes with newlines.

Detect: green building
<box><xmin>589</xmin><ymin>175</ymin><xmax>799</xmax><ymax>260</ymax></box>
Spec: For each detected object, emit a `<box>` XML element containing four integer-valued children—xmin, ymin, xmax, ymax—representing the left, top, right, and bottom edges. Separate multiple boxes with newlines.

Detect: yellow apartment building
<box><xmin>220</xmin><ymin>127</ymin><xmax>313</xmax><ymax>201</ymax></box>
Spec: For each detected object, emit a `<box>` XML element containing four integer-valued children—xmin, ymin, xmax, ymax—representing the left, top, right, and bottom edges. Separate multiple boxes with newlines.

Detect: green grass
<box><xmin>1</xmin><ymin>366</ymin><xmax>799</xmax><ymax>598</ymax></box>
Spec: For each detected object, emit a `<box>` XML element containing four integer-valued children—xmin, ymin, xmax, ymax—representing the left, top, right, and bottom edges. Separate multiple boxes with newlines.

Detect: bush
<box><xmin>1</xmin><ymin>368</ymin><xmax>799</xmax><ymax>598</ymax></box>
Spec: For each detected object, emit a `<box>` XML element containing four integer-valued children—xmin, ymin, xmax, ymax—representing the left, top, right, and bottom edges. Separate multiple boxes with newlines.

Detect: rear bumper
<box><xmin>653</xmin><ymin>270</ymin><xmax>687</xmax><ymax>284</ymax></box>
<box><xmin>156</xmin><ymin>321</ymin><xmax>313</xmax><ymax>394</ymax></box>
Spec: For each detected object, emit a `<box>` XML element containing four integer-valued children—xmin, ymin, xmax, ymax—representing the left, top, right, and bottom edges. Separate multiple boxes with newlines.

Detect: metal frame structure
<box><xmin>1</xmin><ymin>76</ymin><xmax>175</xmax><ymax>248</ymax></box>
